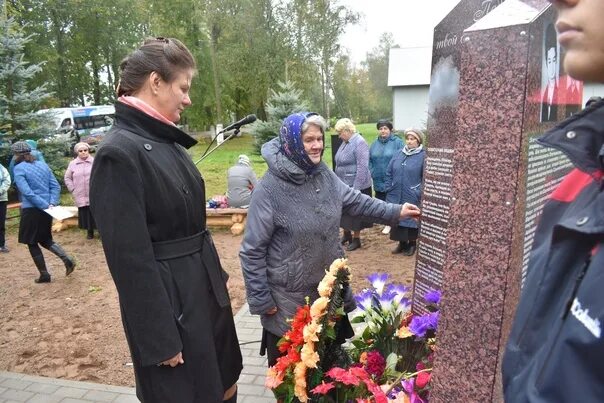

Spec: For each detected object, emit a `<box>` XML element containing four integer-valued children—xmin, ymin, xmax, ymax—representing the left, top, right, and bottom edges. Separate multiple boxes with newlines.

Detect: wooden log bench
<box><xmin>10</xmin><ymin>203</ymin><xmax>248</xmax><ymax>236</ymax></box>
<box><xmin>51</xmin><ymin>206</ymin><xmax>80</xmax><ymax>232</ymax></box>
<box><xmin>206</xmin><ymin>208</ymin><xmax>248</xmax><ymax>235</ymax></box>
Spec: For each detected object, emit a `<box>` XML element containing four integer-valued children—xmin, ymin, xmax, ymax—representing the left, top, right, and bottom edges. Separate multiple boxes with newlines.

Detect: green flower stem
<box><xmin>384</xmin><ymin>368</ymin><xmax>433</xmax><ymax>395</ymax></box>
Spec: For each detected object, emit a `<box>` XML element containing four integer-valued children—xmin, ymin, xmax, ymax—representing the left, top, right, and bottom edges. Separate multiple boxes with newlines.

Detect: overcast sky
<box><xmin>339</xmin><ymin>0</ymin><xmax>461</xmax><ymax>65</ymax></box>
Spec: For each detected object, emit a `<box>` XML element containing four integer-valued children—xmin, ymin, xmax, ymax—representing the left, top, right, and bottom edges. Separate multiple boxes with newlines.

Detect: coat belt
<box><xmin>152</xmin><ymin>230</ymin><xmax>230</xmax><ymax>308</ymax></box>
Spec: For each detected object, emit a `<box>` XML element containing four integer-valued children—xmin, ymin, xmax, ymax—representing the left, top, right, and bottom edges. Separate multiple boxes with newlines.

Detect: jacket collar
<box><xmin>539</xmin><ymin>99</ymin><xmax>604</xmax><ymax>175</ymax></box>
<box><xmin>113</xmin><ymin>102</ymin><xmax>198</xmax><ymax>149</ymax></box>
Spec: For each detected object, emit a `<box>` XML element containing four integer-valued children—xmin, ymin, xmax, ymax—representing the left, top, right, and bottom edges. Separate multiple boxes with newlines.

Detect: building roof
<box><xmin>387</xmin><ymin>46</ymin><xmax>433</xmax><ymax>87</ymax></box>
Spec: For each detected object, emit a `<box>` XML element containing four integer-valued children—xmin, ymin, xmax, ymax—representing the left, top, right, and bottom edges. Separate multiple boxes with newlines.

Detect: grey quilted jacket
<box><xmin>239</xmin><ymin>138</ymin><xmax>402</xmax><ymax>336</ymax></box>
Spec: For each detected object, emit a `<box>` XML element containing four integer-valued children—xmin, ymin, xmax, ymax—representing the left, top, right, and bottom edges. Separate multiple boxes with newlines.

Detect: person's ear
<box><xmin>149</xmin><ymin>71</ymin><xmax>162</xmax><ymax>96</ymax></box>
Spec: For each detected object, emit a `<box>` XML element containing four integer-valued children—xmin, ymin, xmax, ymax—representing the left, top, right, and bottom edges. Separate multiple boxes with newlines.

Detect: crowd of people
<box><xmin>3</xmin><ymin>0</ymin><xmax>603</xmax><ymax>399</ymax></box>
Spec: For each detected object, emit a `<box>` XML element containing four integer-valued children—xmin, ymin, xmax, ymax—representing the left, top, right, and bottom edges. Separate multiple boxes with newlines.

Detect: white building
<box><xmin>387</xmin><ymin>47</ymin><xmax>432</xmax><ymax>131</ymax></box>
<box><xmin>388</xmin><ymin>44</ymin><xmax>604</xmax><ymax>133</ymax></box>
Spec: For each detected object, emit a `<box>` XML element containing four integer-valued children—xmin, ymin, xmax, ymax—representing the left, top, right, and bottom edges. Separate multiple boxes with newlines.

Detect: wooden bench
<box><xmin>206</xmin><ymin>208</ymin><xmax>248</xmax><ymax>235</ymax></box>
<box><xmin>51</xmin><ymin>206</ymin><xmax>79</xmax><ymax>232</ymax></box>
<box><xmin>10</xmin><ymin>204</ymin><xmax>247</xmax><ymax>236</ymax></box>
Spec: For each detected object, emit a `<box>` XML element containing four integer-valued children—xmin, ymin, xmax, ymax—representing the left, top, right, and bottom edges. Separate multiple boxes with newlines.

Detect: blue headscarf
<box><xmin>279</xmin><ymin>112</ymin><xmax>322</xmax><ymax>175</ymax></box>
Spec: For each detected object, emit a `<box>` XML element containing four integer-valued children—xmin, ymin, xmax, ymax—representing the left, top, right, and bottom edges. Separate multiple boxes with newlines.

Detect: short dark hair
<box><xmin>15</xmin><ymin>154</ymin><xmax>36</xmax><ymax>164</ymax></box>
<box><xmin>117</xmin><ymin>37</ymin><xmax>197</xmax><ymax>97</ymax></box>
<box><xmin>544</xmin><ymin>23</ymin><xmax>557</xmax><ymax>57</ymax></box>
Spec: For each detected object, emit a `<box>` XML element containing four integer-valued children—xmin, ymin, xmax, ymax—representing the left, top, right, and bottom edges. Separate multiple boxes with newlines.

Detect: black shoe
<box><xmin>340</xmin><ymin>231</ymin><xmax>352</xmax><ymax>245</ymax></box>
<box><xmin>392</xmin><ymin>242</ymin><xmax>405</xmax><ymax>254</ymax></box>
<box><xmin>48</xmin><ymin>243</ymin><xmax>76</xmax><ymax>276</ymax></box>
<box><xmin>86</xmin><ymin>232</ymin><xmax>94</xmax><ymax>240</ymax></box>
<box><xmin>403</xmin><ymin>244</ymin><xmax>417</xmax><ymax>256</ymax></box>
<box><xmin>347</xmin><ymin>238</ymin><xmax>361</xmax><ymax>251</ymax></box>
<box><xmin>34</xmin><ymin>271</ymin><xmax>51</xmax><ymax>283</ymax></box>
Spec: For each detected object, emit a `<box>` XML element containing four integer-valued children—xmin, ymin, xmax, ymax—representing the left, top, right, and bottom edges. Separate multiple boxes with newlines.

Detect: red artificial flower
<box><xmin>311</xmin><ymin>381</ymin><xmax>335</xmax><ymax>395</ymax></box>
<box><xmin>349</xmin><ymin>366</ymin><xmax>370</xmax><ymax>381</ymax></box>
<box><xmin>325</xmin><ymin>367</ymin><xmax>348</xmax><ymax>380</ymax></box>
<box><xmin>365</xmin><ymin>350</ymin><xmax>386</xmax><ymax>378</ymax></box>
<box><xmin>278</xmin><ymin>338</ymin><xmax>291</xmax><ymax>353</ymax></box>
<box><xmin>416</xmin><ymin>372</ymin><xmax>432</xmax><ymax>389</ymax></box>
<box><xmin>362</xmin><ymin>379</ymin><xmax>388</xmax><ymax>403</ymax></box>
<box><xmin>337</xmin><ymin>371</ymin><xmax>361</xmax><ymax>386</ymax></box>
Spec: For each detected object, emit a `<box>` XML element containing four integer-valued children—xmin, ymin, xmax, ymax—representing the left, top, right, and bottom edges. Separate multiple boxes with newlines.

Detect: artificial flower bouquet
<box><xmin>266</xmin><ymin>258</ymin><xmax>441</xmax><ymax>403</ymax></box>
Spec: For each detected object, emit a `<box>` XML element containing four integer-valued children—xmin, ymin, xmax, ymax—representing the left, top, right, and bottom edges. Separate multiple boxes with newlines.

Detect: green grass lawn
<box><xmin>189</xmin><ymin>122</ymin><xmax>400</xmax><ymax>198</ymax></box>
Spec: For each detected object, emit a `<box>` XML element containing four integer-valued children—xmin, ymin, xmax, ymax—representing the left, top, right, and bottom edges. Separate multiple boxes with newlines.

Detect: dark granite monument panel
<box><xmin>412</xmin><ymin>0</ymin><xmax>578</xmax><ymax>401</ymax></box>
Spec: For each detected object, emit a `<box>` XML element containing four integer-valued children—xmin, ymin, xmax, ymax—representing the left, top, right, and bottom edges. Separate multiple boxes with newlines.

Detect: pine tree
<box><xmin>0</xmin><ymin>18</ymin><xmax>53</xmax><ymax>157</ymax></box>
<box><xmin>251</xmin><ymin>81</ymin><xmax>309</xmax><ymax>154</ymax></box>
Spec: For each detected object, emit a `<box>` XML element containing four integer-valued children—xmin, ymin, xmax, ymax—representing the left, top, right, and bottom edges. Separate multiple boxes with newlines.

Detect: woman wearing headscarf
<box><xmin>64</xmin><ymin>142</ymin><xmax>95</xmax><ymax>239</ymax></box>
<box><xmin>226</xmin><ymin>154</ymin><xmax>257</xmax><ymax>208</ymax></box>
<box><xmin>385</xmin><ymin>129</ymin><xmax>426</xmax><ymax>255</ymax></box>
<box><xmin>369</xmin><ymin>120</ymin><xmax>403</xmax><ymax>201</ymax></box>
<box><xmin>11</xmin><ymin>141</ymin><xmax>76</xmax><ymax>283</ymax></box>
<box><xmin>89</xmin><ymin>37</ymin><xmax>241</xmax><ymax>403</ymax></box>
<box><xmin>240</xmin><ymin>112</ymin><xmax>421</xmax><ymax>366</ymax></box>
<box><xmin>334</xmin><ymin>118</ymin><xmax>373</xmax><ymax>251</ymax></box>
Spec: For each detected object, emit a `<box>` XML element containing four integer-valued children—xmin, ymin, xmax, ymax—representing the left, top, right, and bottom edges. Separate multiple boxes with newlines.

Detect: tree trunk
<box><xmin>209</xmin><ymin>25</ymin><xmax>223</xmax><ymax>122</ymax></box>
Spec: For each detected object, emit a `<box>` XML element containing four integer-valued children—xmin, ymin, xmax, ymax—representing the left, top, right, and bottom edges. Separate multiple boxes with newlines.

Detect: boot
<box><xmin>403</xmin><ymin>241</ymin><xmax>417</xmax><ymax>256</ymax></box>
<box><xmin>31</xmin><ymin>251</ymin><xmax>51</xmax><ymax>284</ymax></box>
<box><xmin>340</xmin><ymin>230</ymin><xmax>352</xmax><ymax>245</ymax></box>
<box><xmin>48</xmin><ymin>243</ymin><xmax>76</xmax><ymax>276</ymax></box>
<box><xmin>86</xmin><ymin>229</ymin><xmax>94</xmax><ymax>240</ymax></box>
<box><xmin>347</xmin><ymin>238</ymin><xmax>361</xmax><ymax>251</ymax></box>
<box><xmin>392</xmin><ymin>241</ymin><xmax>406</xmax><ymax>254</ymax></box>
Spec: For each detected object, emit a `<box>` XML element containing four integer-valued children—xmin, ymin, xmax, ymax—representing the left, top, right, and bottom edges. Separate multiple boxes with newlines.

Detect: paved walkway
<box><xmin>0</xmin><ymin>304</ymin><xmax>273</xmax><ymax>403</ymax></box>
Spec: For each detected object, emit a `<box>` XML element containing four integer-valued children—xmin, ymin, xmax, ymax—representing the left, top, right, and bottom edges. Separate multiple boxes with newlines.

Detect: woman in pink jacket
<box><xmin>64</xmin><ymin>142</ymin><xmax>96</xmax><ymax>239</ymax></box>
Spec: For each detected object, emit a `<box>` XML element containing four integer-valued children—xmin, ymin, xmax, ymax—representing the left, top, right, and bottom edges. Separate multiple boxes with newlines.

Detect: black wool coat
<box><xmin>90</xmin><ymin>102</ymin><xmax>242</xmax><ymax>403</ymax></box>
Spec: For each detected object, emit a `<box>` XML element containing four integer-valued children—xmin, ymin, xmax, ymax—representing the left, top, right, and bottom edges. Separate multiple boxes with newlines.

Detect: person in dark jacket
<box><xmin>334</xmin><ymin>118</ymin><xmax>373</xmax><ymax>251</ymax></box>
<box><xmin>503</xmin><ymin>1</ymin><xmax>604</xmax><ymax>401</ymax></box>
<box><xmin>385</xmin><ymin>129</ymin><xmax>425</xmax><ymax>255</ymax></box>
<box><xmin>369</xmin><ymin>120</ymin><xmax>403</xmax><ymax>201</ymax></box>
<box><xmin>11</xmin><ymin>141</ymin><xmax>75</xmax><ymax>283</ymax></box>
<box><xmin>240</xmin><ymin>112</ymin><xmax>421</xmax><ymax>367</ymax></box>
<box><xmin>89</xmin><ymin>37</ymin><xmax>241</xmax><ymax>403</ymax></box>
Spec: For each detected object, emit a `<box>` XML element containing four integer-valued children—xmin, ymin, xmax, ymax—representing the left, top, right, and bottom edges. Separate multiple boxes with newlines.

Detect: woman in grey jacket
<box><xmin>239</xmin><ymin>112</ymin><xmax>420</xmax><ymax>366</ymax></box>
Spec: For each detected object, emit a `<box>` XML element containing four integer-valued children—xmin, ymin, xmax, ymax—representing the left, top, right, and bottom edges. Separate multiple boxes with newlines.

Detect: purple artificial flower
<box><xmin>397</xmin><ymin>297</ymin><xmax>412</xmax><ymax>314</ymax></box>
<box><xmin>367</xmin><ymin>273</ymin><xmax>389</xmax><ymax>295</ymax></box>
<box><xmin>385</xmin><ymin>283</ymin><xmax>410</xmax><ymax>305</ymax></box>
<box><xmin>378</xmin><ymin>289</ymin><xmax>397</xmax><ymax>312</ymax></box>
<box><xmin>424</xmin><ymin>289</ymin><xmax>442</xmax><ymax>305</ymax></box>
<box><xmin>354</xmin><ymin>289</ymin><xmax>374</xmax><ymax>311</ymax></box>
<box><xmin>426</xmin><ymin>312</ymin><xmax>439</xmax><ymax>331</ymax></box>
<box><xmin>409</xmin><ymin>315</ymin><xmax>430</xmax><ymax>338</ymax></box>
<box><xmin>401</xmin><ymin>377</ymin><xmax>425</xmax><ymax>403</ymax></box>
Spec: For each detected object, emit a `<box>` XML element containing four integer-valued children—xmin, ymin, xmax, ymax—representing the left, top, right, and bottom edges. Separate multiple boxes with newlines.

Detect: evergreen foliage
<box><xmin>0</xmin><ymin>17</ymin><xmax>53</xmax><ymax>167</ymax></box>
<box><xmin>251</xmin><ymin>81</ymin><xmax>309</xmax><ymax>155</ymax></box>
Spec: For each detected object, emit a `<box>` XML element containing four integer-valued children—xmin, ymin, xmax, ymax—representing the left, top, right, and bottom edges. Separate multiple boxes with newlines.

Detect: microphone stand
<box><xmin>194</xmin><ymin>128</ymin><xmax>240</xmax><ymax>165</ymax></box>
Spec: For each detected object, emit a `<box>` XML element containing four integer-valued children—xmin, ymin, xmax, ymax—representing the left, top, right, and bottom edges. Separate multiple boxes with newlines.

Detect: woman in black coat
<box><xmin>89</xmin><ymin>38</ymin><xmax>241</xmax><ymax>403</ymax></box>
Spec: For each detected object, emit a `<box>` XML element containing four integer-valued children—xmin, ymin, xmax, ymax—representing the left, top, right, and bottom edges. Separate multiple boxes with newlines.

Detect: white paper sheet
<box><xmin>44</xmin><ymin>206</ymin><xmax>75</xmax><ymax>221</ymax></box>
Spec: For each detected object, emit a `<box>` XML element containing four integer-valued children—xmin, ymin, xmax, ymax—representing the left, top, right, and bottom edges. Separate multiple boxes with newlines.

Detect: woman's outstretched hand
<box><xmin>400</xmin><ymin>203</ymin><xmax>421</xmax><ymax>220</ymax></box>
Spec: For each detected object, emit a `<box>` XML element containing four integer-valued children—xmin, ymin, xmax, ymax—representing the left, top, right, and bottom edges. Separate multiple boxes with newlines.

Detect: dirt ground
<box><xmin>0</xmin><ymin>224</ymin><xmax>416</xmax><ymax>387</ymax></box>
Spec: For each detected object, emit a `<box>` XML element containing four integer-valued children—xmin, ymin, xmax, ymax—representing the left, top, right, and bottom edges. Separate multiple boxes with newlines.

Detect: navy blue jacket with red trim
<box><xmin>503</xmin><ymin>100</ymin><xmax>604</xmax><ymax>402</ymax></box>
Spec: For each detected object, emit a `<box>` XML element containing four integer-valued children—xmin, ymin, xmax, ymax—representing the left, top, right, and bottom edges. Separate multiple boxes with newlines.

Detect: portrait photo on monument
<box><xmin>540</xmin><ymin>21</ymin><xmax>560</xmax><ymax>123</ymax></box>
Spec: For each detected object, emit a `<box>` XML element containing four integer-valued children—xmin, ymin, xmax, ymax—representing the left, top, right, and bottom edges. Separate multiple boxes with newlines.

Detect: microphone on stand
<box><xmin>195</xmin><ymin>114</ymin><xmax>258</xmax><ymax>165</ymax></box>
<box><xmin>219</xmin><ymin>114</ymin><xmax>257</xmax><ymax>133</ymax></box>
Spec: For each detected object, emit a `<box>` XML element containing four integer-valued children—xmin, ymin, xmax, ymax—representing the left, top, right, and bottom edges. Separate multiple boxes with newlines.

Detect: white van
<box><xmin>40</xmin><ymin>105</ymin><xmax>115</xmax><ymax>145</ymax></box>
